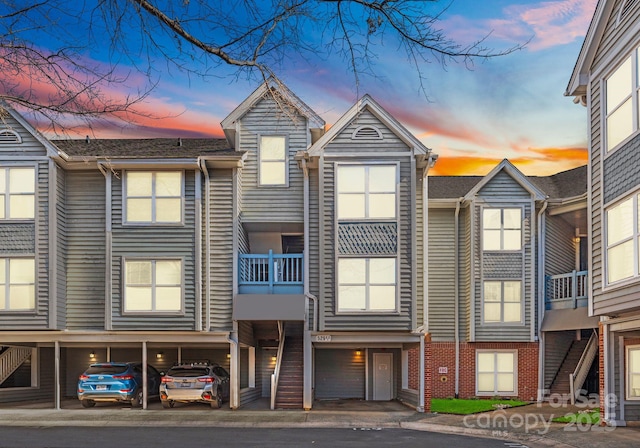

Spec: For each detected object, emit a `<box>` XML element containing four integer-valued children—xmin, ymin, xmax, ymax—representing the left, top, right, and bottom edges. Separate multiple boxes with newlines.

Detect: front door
<box><xmin>372</xmin><ymin>353</ymin><xmax>393</xmax><ymax>401</ymax></box>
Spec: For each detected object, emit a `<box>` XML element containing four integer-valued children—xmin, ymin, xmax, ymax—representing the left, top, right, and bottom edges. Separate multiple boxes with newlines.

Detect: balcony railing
<box><xmin>545</xmin><ymin>270</ymin><xmax>588</xmax><ymax>310</ymax></box>
<box><xmin>238</xmin><ymin>251</ymin><xmax>303</xmax><ymax>294</ymax></box>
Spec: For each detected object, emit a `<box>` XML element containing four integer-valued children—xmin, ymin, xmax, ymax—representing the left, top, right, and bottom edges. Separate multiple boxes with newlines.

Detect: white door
<box><xmin>373</xmin><ymin>353</ymin><xmax>393</xmax><ymax>401</ymax></box>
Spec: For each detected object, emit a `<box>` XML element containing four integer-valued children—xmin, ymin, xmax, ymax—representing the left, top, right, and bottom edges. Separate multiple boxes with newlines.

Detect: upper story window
<box><xmin>606</xmin><ymin>193</ymin><xmax>639</xmax><ymax>284</ymax></box>
<box><xmin>0</xmin><ymin>167</ymin><xmax>35</xmax><ymax>220</ymax></box>
<box><xmin>483</xmin><ymin>280</ymin><xmax>522</xmax><ymax>324</ymax></box>
<box><xmin>125</xmin><ymin>171</ymin><xmax>182</xmax><ymax>224</ymax></box>
<box><xmin>482</xmin><ymin>208</ymin><xmax>522</xmax><ymax>251</ymax></box>
<box><xmin>337</xmin><ymin>164</ymin><xmax>397</xmax><ymax>220</ymax></box>
<box><xmin>605</xmin><ymin>47</ymin><xmax>640</xmax><ymax>152</ymax></box>
<box><xmin>259</xmin><ymin>135</ymin><xmax>287</xmax><ymax>186</ymax></box>
<box><xmin>338</xmin><ymin>257</ymin><xmax>396</xmax><ymax>312</ymax></box>
<box><xmin>0</xmin><ymin>258</ymin><xmax>35</xmax><ymax>311</ymax></box>
<box><xmin>124</xmin><ymin>259</ymin><xmax>182</xmax><ymax>313</ymax></box>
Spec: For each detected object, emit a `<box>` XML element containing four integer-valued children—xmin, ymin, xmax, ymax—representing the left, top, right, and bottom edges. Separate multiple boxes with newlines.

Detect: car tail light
<box><xmin>120</xmin><ymin>389</ymin><xmax>132</xmax><ymax>393</ymax></box>
<box><xmin>112</xmin><ymin>375</ymin><xmax>134</xmax><ymax>380</ymax></box>
<box><xmin>161</xmin><ymin>377</ymin><xmax>173</xmax><ymax>383</ymax></box>
<box><xmin>197</xmin><ymin>377</ymin><xmax>214</xmax><ymax>383</ymax></box>
<box><xmin>79</xmin><ymin>375</ymin><xmax>89</xmax><ymax>380</ymax></box>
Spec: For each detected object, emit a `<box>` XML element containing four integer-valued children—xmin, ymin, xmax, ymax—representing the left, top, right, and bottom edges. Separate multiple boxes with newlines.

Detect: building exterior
<box><xmin>0</xmin><ymin>77</ymin><xmax>593</xmax><ymax>412</ymax></box>
<box><xmin>567</xmin><ymin>0</ymin><xmax>640</xmax><ymax>425</ymax></box>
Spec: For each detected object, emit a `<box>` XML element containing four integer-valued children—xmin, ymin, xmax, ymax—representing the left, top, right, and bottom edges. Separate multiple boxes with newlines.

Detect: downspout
<box><xmin>530</xmin><ymin>198</ymin><xmax>537</xmax><ymax>343</ymax></box>
<box><xmin>536</xmin><ymin>201</ymin><xmax>548</xmax><ymax>401</ymax></box>
<box><xmin>302</xmin><ymin>157</ymin><xmax>316</xmax><ymax>410</ymax></box>
<box><xmin>454</xmin><ymin>198</ymin><xmax>463</xmax><ymax>399</ymax></box>
<box><xmin>194</xmin><ymin>170</ymin><xmax>202</xmax><ymax>331</ymax></box>
<box><xmin>199</xmin><ymin>158</ymin><xmax>211</xmax><ymax>332</ymax></box>
<box><xmin>98</xmin><ymin>162</ymin><xmax>113</xmax><ymax>331</ymax></box>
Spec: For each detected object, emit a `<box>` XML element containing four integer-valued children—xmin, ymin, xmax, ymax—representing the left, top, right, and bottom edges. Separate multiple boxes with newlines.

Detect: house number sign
<box><xmin>314</xmin><ymin>335</ymin><xmax>332</xmax><ymax>342</ymax></box>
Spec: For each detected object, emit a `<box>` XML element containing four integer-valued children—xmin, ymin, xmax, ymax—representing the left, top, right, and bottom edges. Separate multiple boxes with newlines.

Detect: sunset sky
<box><xmin>19</xmin><ymin>0</ymin><xmax>597</xmax><ymax>176</ymax></box>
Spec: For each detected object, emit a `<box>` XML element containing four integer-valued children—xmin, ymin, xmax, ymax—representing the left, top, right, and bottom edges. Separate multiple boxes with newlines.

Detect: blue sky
<box><xmin>21</xmin><ymin>0</ymin><xmax>598</xmax><ymax>176</ymax></box>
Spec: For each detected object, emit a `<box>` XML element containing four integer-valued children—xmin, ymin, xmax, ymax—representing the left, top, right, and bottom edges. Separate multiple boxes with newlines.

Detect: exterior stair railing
<box><xmin>569</xmin><ymin>330</ymin><xmax>598</xmax><ymax>405</ymax></box>
<box><xmin>270</xmin><ymin>321</ymin><xmax>285</xmax><ymax>410</ymax></box>
<box><xmin>0</xmin><ymin>346</ymin><xmax>32</xmax><ymax>385</ymax></box>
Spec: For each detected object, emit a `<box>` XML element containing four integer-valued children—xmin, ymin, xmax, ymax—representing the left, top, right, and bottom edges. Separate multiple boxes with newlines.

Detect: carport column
<box><xmin>229</xmin><ymin>328</ymin><xmax>240</xmax><ymax>409</ymax></box>
<box><xmin>55</xmin><ymin>341</ymin><xmax>60</xmax><ymax>410</ymax></box>
<box><xmin>142</xmin><ymin>341</ymin><xmax>148</xmax><ymax>410</ymax></box>
<box><xmin>422</xmin><ymin>333</ymin><xmax>432</xmax><ymax>413</ymax></box>
<box><xmin>303</xmin><ymin>328</ymin><xmax>312</xmax><ymax>410</ymax></box>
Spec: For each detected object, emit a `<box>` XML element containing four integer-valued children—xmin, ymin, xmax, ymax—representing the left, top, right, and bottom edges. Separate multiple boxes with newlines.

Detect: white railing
<box><xmin>270</xmin><ymin>321</ymin><xmax>285</xmax><ymax>410</ymax></box>
<box><xmin>546</xmin><ymin>270</ymin><xmax>588</xmax><ymax>308</ymax></box>
<box><xmin>569</xmin><ymin>330</ymin><xmax>598</xmax><ymax>405</ymax></box>
<box><xmin>0</xmin><ymin>346</ymin><xmax>32</xmax><ymax>385</ymax></box>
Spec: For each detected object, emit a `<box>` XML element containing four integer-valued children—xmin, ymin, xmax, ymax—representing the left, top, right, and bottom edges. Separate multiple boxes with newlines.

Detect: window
<box><xmin>482</xmin><ymin>208</ymin><xmax>522</xmax><ymax>251</ymax></box>
<box><xmin>259</xmin><ymin>136</ymin><xmax>287</xmax><ymax>186</ymax></box>
<box><xmin>628</xmin><ymin>346</ymin><xmax>640</xmax><ymax>400</ymax></box>
<box><xmin>605</xmin><ymin>193</ymin><xmax>640</xmax><ymax>284</ymax></box>
<box><xmin>0</xmin><ymin>258</ymin><xmax>35</xmax><ymax>311</ymax></box>
<box><xmin>605</xmin><ymin>47</ymin><xmax>640</xmax><ymax>152</ymax></box>
<box><xmin>337</xmin><ymin>165</ymin><xmax>396</xmax><ymax>220</ymax></box>
<box><xmin>124</xmin><ymin>259</ymin><xmax>182</xmax><ymax>312</ymax></box>
<box><xmin>125</xmin><ymin>171</ymin><xmax>182</xmax><ymax>224</ymax></box>
<box><xmin>477</xmin><ymin>351</ymin><xmax>516</xmax><ymax>395</ymax></box>
<box><xmin>0</xmin><ymin>167</ymin><xmax>35</xmax><ymax>219</ymax></box>
<box><xmin>483</xmin><ymin>281</ymin><xmax>522</xmax><ymax>323</ymax></box>
<box><xmin>338</xmin><ymin>258</ymin><xmax>396</xmax><ymax>311</ymax></box>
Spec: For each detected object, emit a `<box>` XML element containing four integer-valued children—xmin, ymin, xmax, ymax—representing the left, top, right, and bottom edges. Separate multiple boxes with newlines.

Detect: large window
<box><xmin>606</xmin><ymin>193</ymin><xmax>639</xmax><ymax>284</ymax></box>
<box><xmin>0</xmin><ymin>258</ymin><xmax>35</xmax><ymax>311</ymax></box>
<box><xmin>337</xmin><ymin>165</ymin><xmax>396</xmax><ymax>220</ymax></box>
<box><xmin>124</xmin><ymin>259</ymin><xmax>182</xmax><ymax>313</ymax></box>
<box><xmin>476</xmin><ymin>351</ymin><xmax>517</xmax><ymax>396</ymax></box>
<box><xmin>125</xmin><ymin>171</ymin><xmax>182</xmax><ymax>224</ymax></box>
<box><xmin>628</xmin><ymin>346</ymin><xmax>640</xmax><ymax>400</ymax></box>
<box><xmin>259</xmin><ymin>136</ymin><xmax>287</xmax><ymax>186</ymax></box>
<box><xmin>482</xmin><ymin>208</ymin><xmax>522</xmax><ymax>251</ymax></box>
<box><xmin>338</xmin><ymin>258</ymin><xmax>396</xmax><ymax>312</ymax></box>
<box><xmin>483</xmin><ymin>281</ymin><xmax>522</xmax><ymax>324</ymax></box>
<box><xmin>605</xmin><ymin>47</ymin><xmax>640</xmax><ymax>152</ymax></box>
<box><xmin>0</xmin><ymin>167</ymin><xmax>35</xmax><ymax>220</ymax></box>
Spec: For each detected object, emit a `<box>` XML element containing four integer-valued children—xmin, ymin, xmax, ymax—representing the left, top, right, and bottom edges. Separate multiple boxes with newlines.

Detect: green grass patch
<box><xmin>431</xmin><ymin>398</ymin><xmax>529</xmax><ymax>415</ymax></box>
<box><xmin>552</xmin><ymin>408</ymin><xmax>600</xmax><ymax>425</ymax></box>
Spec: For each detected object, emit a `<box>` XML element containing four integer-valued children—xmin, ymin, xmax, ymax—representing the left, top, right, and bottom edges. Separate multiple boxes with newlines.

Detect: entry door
<box><xmin>373</xmin><ymin>353</ymin><xmax>393</xmax><ymax>401</ymax></box>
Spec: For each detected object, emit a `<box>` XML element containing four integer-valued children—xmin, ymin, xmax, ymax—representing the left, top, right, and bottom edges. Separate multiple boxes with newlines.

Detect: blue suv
<box><xmin>77</xmin><ymin>362</ymin><xmax>161</xmax><ymax>408</ymax></box>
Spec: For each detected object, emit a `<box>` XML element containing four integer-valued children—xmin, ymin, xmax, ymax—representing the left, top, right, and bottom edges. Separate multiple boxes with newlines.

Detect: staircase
<box><xmin>0</xmin><ymin>346</ymin><xmax>32</xmax><ymax>385</ymax></box>
<box><xmin>549</xmin><ymin>338</ymin><xmax>589</xmax><ymax>397</ymax></box>
<box><xmin>274</xmin><ymin>322</ymin><xmax>304</xmax><ymax>409</ymax></box>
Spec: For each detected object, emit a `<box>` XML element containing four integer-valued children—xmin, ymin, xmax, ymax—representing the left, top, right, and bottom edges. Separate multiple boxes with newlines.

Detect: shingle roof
<box><xmin>429</xmin><ymin>165</ymin><xmax>587</xmax><ymax>200</ymax></box>
<box><xmin>52</xmin><ymin>138</ymin><xmax>238</xmax><ymax>159</ymax></box>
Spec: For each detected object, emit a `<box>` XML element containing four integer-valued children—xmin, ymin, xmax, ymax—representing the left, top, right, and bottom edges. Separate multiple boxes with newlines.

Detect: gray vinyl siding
<box><xmin>428</xmin><ymin>209</ymin><xmax>456</xmax><ymax>341</ymax></box>
<box><xmin>240</xmin><ymin>347</ymin><xmax>262</xmax><ymax>406</ymax></box>
<box><xmin>0</xmin><ymin>347</ymin><xmax>55</xmax><ymax>403</ymax></box>
<box><xmin>65</xmin><ymin>171</ymin><xmax>105</xmax><ymax>330</ymax></box>
<box><xmin>309</xmin><ymin>169</ymin><xmax>320</xmax><ymax>328</ymax></box>
<box><xmin>322</xmin><ymin>158</ymin><xmax>413</xmax><ymax>331</ymax></box>
<box><xmin>209</xmin><ymin>169</ymin><xmax>234</xmax><ymax>332</ymax></box>
<box><xmin>545</xmin><ymin>215</ymin><xmax>576</xmax><ymax>277</ymax></box>
<box><xmin>473</xmin><ymin>174</ymin><xmax>533</xmax><ymax>341</ymax></box>
<box><xmin>55</xmin><ymin>165</ymin><xmax>67</xmax><ymax>329</ymax></box>
<box><xmin>463</xmin><ymin>208</ymin><xmax>472</xmax><ymax>341</ymax></box>
<box><xmin>590</xmin><ymin>0</ymin><xmax>640</xmax><ymax>316</ymax></box>
<box><xmin>238</xmin><ymin>96</ymin><xmax>306</xmax><ymax>223</ymax></box>
<box><xmin>315</xmin><ymin>349</ymin><xmax>365</xmax><ymax>399</ymax></box>
<box><xmin>261</xmin><ymin>348</ymin><xmax>274</xmax><ymax>398</ymax></box>
<box><xmin>0</xmin><ymin>115</ymin><xmax>48</xmax><ymax>156</ymax></box>
<box><xmin>322</xmin><ymin>109</ymin><xmax>411</xmax><ymax>153</ymax></box>
<box><xmin>110</xmin><ymin>171</ymin><xmax>197</xmax><ymax>330</ymax></box>
<box><xmin>543</xmin><ymin>331</ymin><xmax>575</xmax><ymax>390</ymax></box>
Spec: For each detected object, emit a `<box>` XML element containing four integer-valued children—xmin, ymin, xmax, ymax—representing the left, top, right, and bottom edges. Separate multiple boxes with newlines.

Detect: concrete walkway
<box><xmin>1</xmin><ymin>400</ymin><xmax>639</xmax><ymax>448</ymax></box>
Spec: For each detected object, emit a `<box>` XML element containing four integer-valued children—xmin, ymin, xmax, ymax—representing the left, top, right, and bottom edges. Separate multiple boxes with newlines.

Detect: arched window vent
<box><xmin>351</xmin><ymin>125</ymin><xmax>383</xmax><ymax>140</ymax></box>
<box><xmin>0</xmin><ymin>129</ymin><xmax>22</xmax><ymax>144</ymax></box>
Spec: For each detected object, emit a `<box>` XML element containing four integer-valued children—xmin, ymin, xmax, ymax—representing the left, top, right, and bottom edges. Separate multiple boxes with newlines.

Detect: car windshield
<box><xmin>167</xmin><ymin>367</ymin><xmax>210</xmax><ymax>377</ymax></box>
<box><xmin>85</xmin><ymin>365</ymin><xmax>129</xmax><ymax>375</ymax></box>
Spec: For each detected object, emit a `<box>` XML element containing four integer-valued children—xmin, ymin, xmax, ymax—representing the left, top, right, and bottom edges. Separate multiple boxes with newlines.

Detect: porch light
<box><xmin>89</xmin><ymin>351</ymin><xmax>96</xmax><ymax>359</ymax></box>
<box><xmin>355</xmin><ymin>350</ymin><xmax>362</xmax><ymax>356</ymax></box>
<box><xmin>156</xmin><ymin>352</ymin><xmax>164</xmax><ymax>360</ymax></box>
<box><xmin>573</xmin><ymin>236</ymin><xmax>581</xmax><ymax>243</ymax></box>
<box><xmin>226</xmin><ymin>353</ymin><xmax>231</xmax><ymax>359</ymax></box>
<box><xmin>271</xmin><ymin>355</ymin><xmax>277</xmax><ymax>362</ymax></box>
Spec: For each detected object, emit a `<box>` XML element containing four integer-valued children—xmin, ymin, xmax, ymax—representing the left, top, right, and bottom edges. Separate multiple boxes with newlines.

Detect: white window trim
<box><xmin>603</xmin><ymin>46</ymin><xmax>640</xmax><ymax>157</ymax></box>
<box><xmin>337</xmin><ymin>256</ymin><xmax>399</xmax><ymax>313</ymax></box>
<box><xmin>122</xmin><ymin>257</ymin><xmax>185</xmax><ymax>315</ymax></box>
<box><xmin>475</xmin><ymin>350</ymin><xmax>518</xmax><ymax>397</ymax></box>
<box><xmin>481</xmin><ymin>280</ymin><xmax>524</xmax><ymax>325</ymax></box>
<box><xmin>335</xmin><ymin>162</ymin><xmax>399</xmax><ymax>221</ymax></box>
<box><xmin>122</xmin><ymin>170</ymin><xmax>185</xmax><ymax>226</ymax></box>
<box><xmin>0</xmin><ymin>257</ymin><xmax>36</xmax><ymax>312</ymax></box>
<box><xmin>0</xmin><ymin>165</ymin><xmax>36</xmax><ymax>221</ymax></box>
<box><xmin>604</xmin><ymin>190</ymin><xmax>640</xmax><ymax>289</ymax></box>
<box><xmin>627</xmin><ymin>344</ymin><xmax>640</xmax><ymax>400</ymax></box>
<box><xmin>481</xmin><ymin>206</ymin><xmax>523</xmax><ymax>252</ymax></box>
<box><xmin>257</xmin><ymin>134</ymin><xmax>289</xmax><ymax>187</ymax></box>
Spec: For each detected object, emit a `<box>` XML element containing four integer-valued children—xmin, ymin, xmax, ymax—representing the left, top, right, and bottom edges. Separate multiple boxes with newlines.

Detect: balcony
<box><xmin>545</xmin><ymin>270</ymin><xmax>588</xmax><ymax>310</ymax></box>
<box><xmin>238</xmin><ymin>251</ymin><xmax>303</xmax><ymax>295</ymax></box>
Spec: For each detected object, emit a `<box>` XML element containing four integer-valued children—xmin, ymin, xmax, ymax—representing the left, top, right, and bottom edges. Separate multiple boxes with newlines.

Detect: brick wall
<box><xmin>599</xmin><ymin>322</ymin><xmax>604</xmax><ymax>422</ymax></box>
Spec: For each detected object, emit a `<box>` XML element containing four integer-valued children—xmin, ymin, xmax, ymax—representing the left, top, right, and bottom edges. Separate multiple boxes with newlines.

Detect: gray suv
<box><xmin>159</xmin><ymin>361</ymin><xmax>230</xmax><ymax>408</ymax></box>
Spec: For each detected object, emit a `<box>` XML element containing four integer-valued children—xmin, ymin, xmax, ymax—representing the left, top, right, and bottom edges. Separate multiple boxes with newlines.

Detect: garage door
<box><xmin>315</xmin><ymin>349</ymin><xmax>364</xmax><ymax>399</ymax></box>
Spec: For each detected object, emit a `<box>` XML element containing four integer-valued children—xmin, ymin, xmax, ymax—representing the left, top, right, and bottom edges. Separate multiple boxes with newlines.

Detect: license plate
<box><xmin>96</xmin><ymin>385</ymin><xmax>107</xmax><ymax>391</ymax></box>
<box><xmin>181</xmin><ymin>382</ymin><xmax>191</xmax><ymax>388</ymax></box>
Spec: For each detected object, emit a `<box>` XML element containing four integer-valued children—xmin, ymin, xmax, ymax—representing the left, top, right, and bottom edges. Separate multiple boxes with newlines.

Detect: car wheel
<box><xmin>211</xmin><ymin>395</ymin><xmax>222</xmax><ymax>409</ymax></box>
<box><xmin>161</xmin><ymin>400</ymin><xmax>171</xmax><ymax>409</ymax></box>
<box><xmin>81</xmin><ymin>399</ymin><xmax>95</xmax><ymax>408</ymax></box>
<box><xmin>131</xmin><ymin>390</ymin><xmax>143</xmax><ymax>408</ymax></box>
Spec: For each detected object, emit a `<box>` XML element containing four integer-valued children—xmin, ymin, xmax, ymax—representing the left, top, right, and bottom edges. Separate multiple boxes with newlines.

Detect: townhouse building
<box><xmin>0</xmin><ymin>77</ymin><xmax>594</xmax><ymax>412</ymax></box>
<box><xmin>567</xmin><ymin>0</ymin><xmax>640</xmax><ymax>425</ymax></box>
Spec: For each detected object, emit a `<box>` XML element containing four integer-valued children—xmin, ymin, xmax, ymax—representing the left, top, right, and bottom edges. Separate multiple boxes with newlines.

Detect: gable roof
<box><xmin>0</xmin><ymin>103</ymin><xmax>61</xmax><ymax>158</ymax></box>
<box><xmin>220</xmin><ymin>77</ymin><xmax>325</xmax><ymax>146</ymax></box>
<box><xmin>306</xmin><ymin>94</ymin><xmax>432</xmax><ymax>157</ymax></box>
<box><xmin>462</xmin><ymin>159</ymin><xmax>547</xmax><ymax>201</ymax></box>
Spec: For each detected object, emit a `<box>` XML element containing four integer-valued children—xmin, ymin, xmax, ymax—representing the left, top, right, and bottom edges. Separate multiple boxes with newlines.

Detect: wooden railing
<box><xmin>239</xmin><ymin>251</ymin><xmax>303</xmax><ymax>294</ymax></box>
<box><xmin>546</xmin><ymin>270</ymin><xmax>588</xmax><ymax>309</ymax></box>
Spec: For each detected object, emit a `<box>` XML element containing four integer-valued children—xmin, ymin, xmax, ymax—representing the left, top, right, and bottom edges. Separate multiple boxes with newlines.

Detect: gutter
<box><xmin>454</xmin><ymin>198</ymin><xmax>463</xmax><ymax>399</ymax></box>
<box><xmin>198</xmin><ymin>158</ymin><xmax>212</xmax><ymax>332</ymax></box>
<box><xmin>536</xmin><ymin>200</ymin><xmax>548</xmax><ymax>401</ymax></box>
